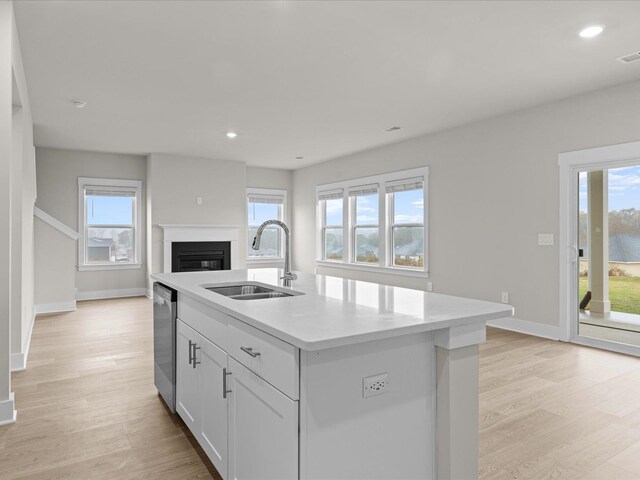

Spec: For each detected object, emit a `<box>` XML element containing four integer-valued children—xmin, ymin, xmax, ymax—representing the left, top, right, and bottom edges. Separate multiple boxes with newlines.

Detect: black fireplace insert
<box><xmin>171</xmin><ymin>241</ymin><xmax>231</xmax><ymax>272</ymax></box>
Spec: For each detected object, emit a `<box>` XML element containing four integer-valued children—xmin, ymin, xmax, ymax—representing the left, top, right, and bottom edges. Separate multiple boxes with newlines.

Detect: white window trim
<box><xmin>78</xmin><ymin>177</ymin><xmax>143</xmax><ymax>271</ymax></box>
<box><xmin>246</xmin><ymin>187</ymin><xmax>287</xmax><ymax>265</ymax></box>
<box><xmin>316</xmin><ymin>167</ymin><xmax>429</xmax><ymax>277</ymax></box>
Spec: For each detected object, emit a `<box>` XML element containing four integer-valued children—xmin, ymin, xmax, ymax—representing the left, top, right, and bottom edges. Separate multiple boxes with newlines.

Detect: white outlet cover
<box><xmin>363</xmin><ymin>373</ymin><xmax>389</xmax><ymax>398</ymax></box>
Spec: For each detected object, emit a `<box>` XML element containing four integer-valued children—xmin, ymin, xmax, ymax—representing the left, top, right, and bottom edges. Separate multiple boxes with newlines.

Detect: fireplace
<box><xmin>159</xmin><ymin>225</ymin><xmax>240</xmax><ymax>274</ymax></box>
<box><xmin>171</xmin><ymin>241</ymin><xmax>231</xmax><ymax>272</ymax></box>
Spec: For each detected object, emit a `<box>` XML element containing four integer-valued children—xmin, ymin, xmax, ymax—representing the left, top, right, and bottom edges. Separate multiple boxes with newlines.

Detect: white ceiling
<box><xmin>13</xmin><ymin>0</ymin><xmax>640</xmax><ymax>169</ymax></box>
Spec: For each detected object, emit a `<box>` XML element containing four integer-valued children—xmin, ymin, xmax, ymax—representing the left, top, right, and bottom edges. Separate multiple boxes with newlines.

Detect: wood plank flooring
<box><xmin>1</xmin><ymin>297</ymin><xmax>639</xmax><ymax>479</ymax></box>
<box><xmin>0</xmin><ymin>297</ymin><xmax>220</xmax><ymax>480</ymax></box>
<box><xmin>480</xmin><ymin>327</ymin><xmax>640</xmax><ymax>479</ymax></box>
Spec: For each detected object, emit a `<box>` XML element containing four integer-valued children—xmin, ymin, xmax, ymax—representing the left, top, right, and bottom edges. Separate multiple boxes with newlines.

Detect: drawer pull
<box><xmin>193</xmin><ymin>343</ymin><xmax>201</xmax><ymax>368</ymax></box>
<box><xmin>240</xmin><ymin>346</ymin><xmax>261</xmax><ymax>358</ymax></box>
<box><xmin>223</xmin><ymin>368</ymin><xmax>232</xmax><ymax>399</ymax></box>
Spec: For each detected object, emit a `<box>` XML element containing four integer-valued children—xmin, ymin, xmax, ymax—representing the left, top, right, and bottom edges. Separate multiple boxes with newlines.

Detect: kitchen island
<box><xmin>151</xmin><ymin>268</ymin><xmax>512</xmax><ymax>480</ymax></box>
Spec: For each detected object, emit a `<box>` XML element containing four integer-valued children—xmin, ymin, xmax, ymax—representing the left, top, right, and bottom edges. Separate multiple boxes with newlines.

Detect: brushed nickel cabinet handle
<box><xmin>192</xmin><ymin>343</ymin><xmax>201</xmax><ymax>368</ymax></box>
<box><xmin>223</xmin><ymin>368</ymin><xmax>232</xmax><ymax>399</ymax></box>
<box><xmin>240</xmin><ymin>346</ymin><xmax>261</xmax><ymax>358</ymax></box>
<box><xmin>188</xmin><ymin>340</ymin><xmax>193</xmax><ymax>365</ymax></box>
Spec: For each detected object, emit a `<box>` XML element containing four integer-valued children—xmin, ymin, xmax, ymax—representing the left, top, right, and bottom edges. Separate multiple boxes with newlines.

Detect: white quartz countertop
<box><xmin>151</xmin><ymin>269</ymin><xmax>513</xmax><ymax>351</ymax></box>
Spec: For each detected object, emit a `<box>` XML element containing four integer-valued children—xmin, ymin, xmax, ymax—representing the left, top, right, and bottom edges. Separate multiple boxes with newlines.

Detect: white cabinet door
<box><xmin>228</xmin><ymin>358</ymin><xmax>298</xmax><ymax>480</ymax></box>
<box><xmin>200</xmin><ymin>337</ymin><xmax>229</xmax><ymax>479</ymax></box>
<box><xmin>176</xmin><ymin>319</ymin><xmax>200</xmax><ymax>434</ymax></box>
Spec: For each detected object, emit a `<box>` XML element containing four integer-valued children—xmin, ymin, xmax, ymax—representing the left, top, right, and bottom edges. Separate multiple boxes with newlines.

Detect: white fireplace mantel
<box><xmin>159</xmin><ymin>224</ymin><xmax>241</xmax><ymax>273</ymax></box>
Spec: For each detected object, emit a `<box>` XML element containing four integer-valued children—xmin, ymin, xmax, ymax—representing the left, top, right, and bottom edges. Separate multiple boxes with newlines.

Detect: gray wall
<box><xmin>292</xmin><ymin>79</ymin><xmax>640</xmax><ymax>333</ymax></box>
<box><xmin>1</xmin><ymin>1</ymin><xmax>36</xmax><ymax>420</ymax></box>
<box><xmin>0</xmin><ymin>0</ymin><xmax>12</xmax><ymax>408</ymax></box>
<box><xmin>247</xmin><ymin>166</ymin><xmax>292</xmax><ymax>193</ymax></box>
<box><xmin>246</xmin><ymin>166</ymin><xmax>293</xmax><ymax>268</ymax></box>
<box><xmin>35</xmin><ymin>148</ymin><xmax>147</xmax><ymax>299</ymax></box>
<box><xmin>147</xmin><ymin>153</ymin><xmax>247</xmax><ymax>288</ymax></box>
<box><xmin>12</xmin><ymin>6</ymin><xmax>37</xmax><ymax>369</ymax></box>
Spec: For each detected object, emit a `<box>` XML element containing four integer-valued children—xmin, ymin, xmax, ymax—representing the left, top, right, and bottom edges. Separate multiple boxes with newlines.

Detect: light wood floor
<box><xmin>1</xmin><ymin>298</ymin><xmax>639</xmax><ymax>479</ymax></box>
<box><xmin>0</xmin><ymin>297</ymin><xmax>219</xmax><ymax>480</ymax></box>
<box><xmin>480</xmin><ymin>328</ymin><xmax>640</xmax><ymax>479</ymax></box>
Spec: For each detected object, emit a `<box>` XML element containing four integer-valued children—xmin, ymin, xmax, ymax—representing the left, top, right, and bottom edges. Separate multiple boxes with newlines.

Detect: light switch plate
<box><xmin>538</xmin><ymin>233</ymin><xmax>554</xmax><ymax>246</ymax></box>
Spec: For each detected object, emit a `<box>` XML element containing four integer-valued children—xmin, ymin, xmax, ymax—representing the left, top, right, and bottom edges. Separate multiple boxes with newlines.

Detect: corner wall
<box><xmin>2</xmin><ymin>0</ymin><xmax>36</xmax><ymax>423</ymax></box>
<box><xmin>147</xmin><ymin>153</ymin><xmax>247</xmax><ymax>290</ymax></box>
<box><xmin>34</xmin><ymin>148</ymin><xmax>148</xmax><ymax>302</ymax></box>
<box><xmin>292</xmin><ymin>79</ymin><xmax>640</xmax><ymax>338</ymax></box>
<box><xmin>11</xmin><ymin>1</ymin><xmax>36</xmax><ymax>373</ymax></box>
<box><xmin>0</xmin><ymin>0</ymin><xmax>13</xmax><ymax>423</ymax></box>
<box><xmin>246</xmin><ymin>166</ymin><xmax>293</xmax><ymax>269</ymax></box>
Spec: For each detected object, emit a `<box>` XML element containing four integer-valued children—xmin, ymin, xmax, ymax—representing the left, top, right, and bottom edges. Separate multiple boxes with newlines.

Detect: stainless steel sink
<box><xmin>204</xmin><ymin>283</ymin><xmax>301</xmax><ymax>300</ymax></box>
<box><xmin>231</xmin><ymin>291</ymin><xmax>292</xmax><ymax>300</ymax></box>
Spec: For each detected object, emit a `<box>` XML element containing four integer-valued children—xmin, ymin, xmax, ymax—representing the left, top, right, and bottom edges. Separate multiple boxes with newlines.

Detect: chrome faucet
<box><xmin>252</xmin><ymin>220</ymin><xmax>297</xmax><ymax>284</ymax></box>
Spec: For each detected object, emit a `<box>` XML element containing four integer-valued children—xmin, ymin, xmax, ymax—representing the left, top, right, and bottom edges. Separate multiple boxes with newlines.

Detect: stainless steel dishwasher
<box><xmin>153</xmin><ymin>282</ymin><xmax>177</xmax><ymax>413</ymax></box>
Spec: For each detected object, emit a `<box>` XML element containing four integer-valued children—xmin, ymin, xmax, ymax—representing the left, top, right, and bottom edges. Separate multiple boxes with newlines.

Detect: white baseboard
<box><xmin>487</xmin><ymin>317</ymin><xmax>560</xmax><ymax>341</ymax></box>
<box><xmin>76</xmin><ymin>288</ymin><xmax>149</xmax><ymax>301</ymax></box>
<box><xmin>10</xmin><ymin>353</ymin><xmax>25</xmax><ymax>372</ymax></box>
<box><xmin>11</xmin><ymin>309</ymin><xmax>36</xmax><ymax>372</ymax></box>
<box><xmin>0</xmin><ymin>393</ymin><xmax>16</xmax><ymax>426</ymax></box>
<box><xmin>145</xmin><ymin>288</ymin><xmax>152</xmax><ymax>299</ymax></box>
<box><xmin>34</xmin><ymin>301</ymin><xmax>77</xmax><ymax>315</ymax></box>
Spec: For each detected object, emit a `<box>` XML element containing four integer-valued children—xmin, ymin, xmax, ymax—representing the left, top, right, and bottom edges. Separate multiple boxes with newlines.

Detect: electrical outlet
<box><xmin>363</xmin><ymin>373</ymin><xmax>389</xmax><ymax>398</ymax></box>
<box><xmin>427</xmin><ymin>281</ymin><xmax>433</xmax><ymax>292</ymax></box>
<box><xmin>196</xmin><ymin>196</ymin><xmax>203</xmax><ymax>205</ymax></box>
<box><xmin>501</xmin><ymin>292</ymin><xmax>509</xmax><ymax>304</ymax></box>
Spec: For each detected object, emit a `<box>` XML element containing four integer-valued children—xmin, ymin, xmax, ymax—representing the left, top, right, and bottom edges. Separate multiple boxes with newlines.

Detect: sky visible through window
<box><xmin>86</xmin><ymin>195</ymin><xmax>133</xmax><ymax>225</ymax></box>
<box><xmin>325</xmin><ymin>189</ymin><xmax>424</xmax><ymax>225</ymax></box>
<box><xmin>248</xmin><ymin>202</ymin><xmax>279</xmax><ymax>225</ymax></box>
<box><xmin>393</xmin><ymin>189</ymin><xmax>423</xmax><ymax>224</ymax></box>
<box><xmin>325</xmin><ymin>198</ymin><xmax>343</xmax><ymax>225</ymax></box>
<box><xmin>579</xmin><ymin>166</ymin><xmax>640</xmax><ymax>212</ymax></box>
<box><xmin>356</xmin><ymin>194</ymin><xmax>378</xmax><ymax>224</ymax></box>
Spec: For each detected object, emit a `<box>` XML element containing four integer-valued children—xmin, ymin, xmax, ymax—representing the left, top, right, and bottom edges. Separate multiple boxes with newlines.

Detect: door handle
<box><xmin>240</xmin><ymin>346</ymin><xmax>261</xmax><ymax>358</ymax></box>
<box><xmin>192</xmin><ymin>343</ymin><xmax>201</xmax><ymax>368</ymax></box>
<box><xmin>188</xmin><ymin>340</ymin><xmax>193</xmax><ymax>365</ymax></box>
<box><xmin>223</xmin><ymin>368</ymin><xmax>232</xmax><ymax>399</ymax></box>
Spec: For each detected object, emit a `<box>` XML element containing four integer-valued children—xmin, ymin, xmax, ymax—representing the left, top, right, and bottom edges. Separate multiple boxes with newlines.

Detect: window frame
<box><xmin>350</xmin><ymin>188</ymin><xmax>380</xmax><ymax>265</ymax></box>
<box><xmin>77</xmin><ymin>177</ymin><xmax>143</xmax><ymax>271</ymax></box>
<box><xmin>316</xmin><ymin>167</ymin><xmax>428</xmax><ymax>278</ymax></box>
<box><xmin>319</xmin><ymin>192</ymin><xmax>348</xmax><ymax>264</ymax></box>
<box><xmin>246</xmin><ymin>187</ymin><xmax>287</xmax><ymax>264</ymax></box>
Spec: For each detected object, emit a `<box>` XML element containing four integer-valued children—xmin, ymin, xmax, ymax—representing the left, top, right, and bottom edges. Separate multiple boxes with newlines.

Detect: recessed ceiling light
<box><xmin>226</xmin><ymin>132</ymin><xmax>237</xmax><ymax>139</ymax></box>
<box><xmin>579</xmin><ymin>25</ymin><xmax>604</xmax><ymax>38</ymax></box>
<box><xmin>72</xmin><ymin>100</ymin><xmax>87</xmax><ymax>108</ymax></box>
<box><xmin>296</xmin><ymin>156</ymin><xmax>304</xmax><ymax>160</ymax></box>
<box><xmin>385</xmin><ymin>126</ymin><xmax>402</xmax><ymax>132</ymax></box>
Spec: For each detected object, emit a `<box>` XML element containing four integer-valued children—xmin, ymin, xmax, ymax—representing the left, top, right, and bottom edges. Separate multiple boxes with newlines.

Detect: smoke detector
<box><xmin>385</xmin><ymin>126</ymin><xmax>402</xmax><ymax>132</ymax></box>
<box><xmin>617</xmin><ymin>51</ymin><xmax>640</xmax><ymax>64</ymax></box>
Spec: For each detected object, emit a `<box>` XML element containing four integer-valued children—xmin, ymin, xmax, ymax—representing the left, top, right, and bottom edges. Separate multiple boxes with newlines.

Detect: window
<box><xmin>247</xmin><ymin>188</ymin><xmax>287</xmax><ymax>261</ymax></box>
<box><xmin>316</xmin><ymin>167</ymin><xmax>427</xmax><ymax>276</ymax></box>
<box><xmin>319</xmin><ymin>189</ymin><xmax>344</xmax><ymax>261</ymax></box>
<box><xmin>387</xmin><ymin>179</ymin><xmax>425</xmax><ymax>268</ymax></box>
<box><xmin>78</xmin><ymin>177</ymin><xmax>142</xmax><ymax>271</ymax></box>
<box><xmin>350</xmin><ymin>184</ymin><xmax>379</xmax><ymax>264</ymax></box>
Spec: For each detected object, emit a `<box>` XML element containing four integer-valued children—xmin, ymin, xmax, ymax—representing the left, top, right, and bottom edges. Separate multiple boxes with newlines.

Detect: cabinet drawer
<box><xmin>228</xmin><ymin>319</ymin><xmax>299</xmax><ymax>400</ymax></box>
<box><xmin>177</xmin><ymin>294</ymin><xmax>229</xmax><ymax>352</ymax></box>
